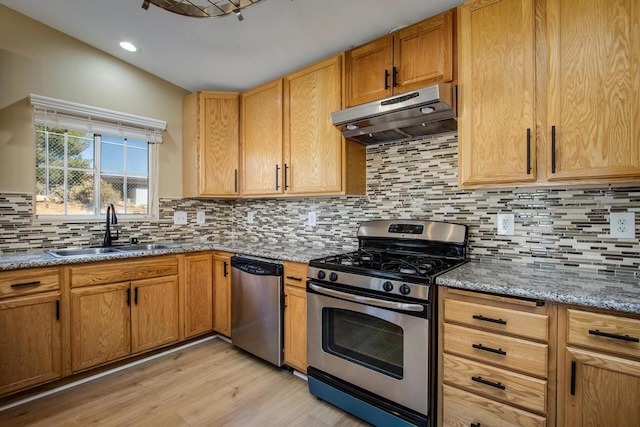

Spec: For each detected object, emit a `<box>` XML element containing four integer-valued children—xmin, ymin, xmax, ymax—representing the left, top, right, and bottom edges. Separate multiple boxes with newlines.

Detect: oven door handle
<box><xmin>309</xmin><ymin>283</ymin><xmax>425</xmax><ymax>312</ymax></box>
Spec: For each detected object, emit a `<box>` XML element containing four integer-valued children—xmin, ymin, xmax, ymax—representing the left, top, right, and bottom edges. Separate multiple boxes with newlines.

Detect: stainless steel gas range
<box><xmin>306</xmin><ymin>219</ymin><xmax>468</xmax><ymax>427</ymax></box>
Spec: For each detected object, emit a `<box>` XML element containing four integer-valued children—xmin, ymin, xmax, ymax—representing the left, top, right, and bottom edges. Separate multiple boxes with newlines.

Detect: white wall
<box><xmin>0</xmin><ymin>4</ymin><xmax>189</xmax><ymax>198</ymax></box>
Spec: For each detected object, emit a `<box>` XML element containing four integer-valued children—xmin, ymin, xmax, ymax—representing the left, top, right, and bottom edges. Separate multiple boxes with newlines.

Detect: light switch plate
<box><xmin>610</xmin><ymin>212</ymin><xmax>635</xmax><ymax>239</ymax></box>
<box><xmin>173</xmin><ymin>211</ymin><xmax>187</xmax><ymax>225</ymax></box>
<box><xmin>497</xmin><ymin>213</ymin><xmax>515</xmax><ymax>236</ymax></box>
<box><xmin>196</xmin><ymin>211</ymin><xmax>205</xmax><ymax>225</ymax></box>
<box><xmin>308</xmin><ymin>211</ymin><xmax>317</xmax><ymax>227</ymax></box>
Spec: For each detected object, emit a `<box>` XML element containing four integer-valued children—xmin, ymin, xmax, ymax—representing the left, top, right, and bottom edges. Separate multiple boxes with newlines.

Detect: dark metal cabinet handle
<box><xmin>471</xmin><ymin>423</ymin><xmax>482</xmax><ymax>427</ymax></box>
<box><xmin>55</xmin><ymin>300</ymin><xmax>60</xmax><ymax>320</ymax></box>
<box><xmin>384</xmin><ymin>69</ymin><xmax>390</xmax><ymax>90</ymax></box>
<box><xmin>392</xmin><ymin>66</ymin><xmax>398</xmax><ymax>87</ymax></box>
<box><xmin>472</xmin><ymin>314</ymin><xmax>507</xmax><ymax>325</ymax></box>
<box><xmin>570</xmin><ymin>360</ymin><xmax>576</xmax><ymax>395</ymax></box>
<box><xmin>126</xmin><ymin>288</ymin><xmax>131</xmax><ymax>306</ymax></box>
<box><xmin>275</xmin><ymin>164</ymin><xmax>280</xmax><ymax>190</ymax></box>
<box><xmin>589</xmin><ymin>329</ymin><xmax>639</xmax><ymax>343</ymax></box>
<box><xmin>286</xmin><ymin>276</ymin><xmax>303</xmax><ymax>281</ymax></box>
<box><xmin>10</xmin><ymin>281</ymin><xmax>40</xmax><ymax>288</ymax></box>
<box><xmin>284</xmin><ymin>163</ymin><xmax>289</xmax><ymax>190</ymax></box>
<box><xmin>472</xmin><ymin>343</ymin><xmax>507</xmax><ymax>356</ymax></box>
<box><xmin>472</xmin><ymin>376</ymin><xmax>506</xmax><ymax>390</ymax></box>
<box><xmin>234</xmin><ymin>169</ymin><xmax>238</xmax><ymax>193</ymax></box>
<box><xmin>551</xmin><ymin>125</ymin><xmax>557</xmax><ymax>173</ymax></box>
<box><xmin>526</xmin><ymin>128</ymin><xmax>531</xmax><ymax>174</ymax></box>
<box><xmin>134</xmin><ymin>287</ymin><xmax>138</xmax><ymax>305</ymax></box>
<box><xmin>223</xmin><ymin>261</ymin><xmax>228</xmax><ymax>277</ymax></box>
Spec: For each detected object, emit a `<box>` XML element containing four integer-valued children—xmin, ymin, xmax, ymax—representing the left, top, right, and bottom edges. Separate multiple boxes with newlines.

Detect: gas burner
<box><xmin>340</xmin><ymin>259</ymin><xmax>354</xmax><ymax>266</ymax></box>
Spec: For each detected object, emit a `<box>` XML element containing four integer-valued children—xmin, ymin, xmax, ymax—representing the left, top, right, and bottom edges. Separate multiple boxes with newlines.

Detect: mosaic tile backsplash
<box><xmin>1</xmin><ymin>133</ymin><xmax>638</xmax><ymax>274</ymax></box>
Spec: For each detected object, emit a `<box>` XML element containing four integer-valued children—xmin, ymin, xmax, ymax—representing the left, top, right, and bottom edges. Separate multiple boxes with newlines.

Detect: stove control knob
<box><xmin>317</xmin><ymin>270</ymin><xmax>326</xmax><ymax>280</ymax></box>
<box><xmin>399</xmin><ymin>284</ymin><xmax>411</xmax><ymax>295</ymax></box>
<box><xmin>383</xmin><ymin>281</ymin><xmax>394</xmax><ymax>292</ymax></box>
<box><xmin>329</xmin><ymin>272</ymin><xmax>338</xmax><ymax>282</ymax></box>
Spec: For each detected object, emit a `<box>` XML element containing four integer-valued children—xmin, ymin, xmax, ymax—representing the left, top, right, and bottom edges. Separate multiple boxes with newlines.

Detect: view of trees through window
<box><xmin>35</xmin><ymin>126</ymin><xmax>150</xmax><ymax>217</ymax></box>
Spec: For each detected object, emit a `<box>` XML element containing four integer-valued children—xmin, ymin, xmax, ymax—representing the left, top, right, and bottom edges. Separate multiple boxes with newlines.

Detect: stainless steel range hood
<box><xmin>331</xmin><ymin>83</ymin><xmax>457</xmax><ymax>145</ymax></box>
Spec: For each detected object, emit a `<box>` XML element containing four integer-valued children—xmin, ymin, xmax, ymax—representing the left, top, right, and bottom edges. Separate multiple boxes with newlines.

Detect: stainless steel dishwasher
<box><xmin>230</xmin><ymin>255</ymin><xmax>284</xmax><ymax>366</ymax></box>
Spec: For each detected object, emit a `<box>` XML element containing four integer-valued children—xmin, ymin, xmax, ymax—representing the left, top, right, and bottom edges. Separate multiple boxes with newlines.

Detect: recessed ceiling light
<box><xmin>119</xmin><ymin>41</ymin><xmax>139</xmax><ymax>53</ymax></box>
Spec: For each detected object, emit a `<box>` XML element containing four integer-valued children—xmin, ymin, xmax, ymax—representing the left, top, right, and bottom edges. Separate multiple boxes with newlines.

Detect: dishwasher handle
<box><xmin>231</xmin><ymin>256</ymin><xmax>283</xmax><ymax>276</ymax></box>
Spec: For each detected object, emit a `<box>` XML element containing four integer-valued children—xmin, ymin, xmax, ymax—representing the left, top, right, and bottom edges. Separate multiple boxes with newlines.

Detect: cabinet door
<box><xmin>241</xmin><ymin>79</ymin><xmax>283</xmax><ymax>196</ymax></box>
<box><xmin>213</xmin><ymin>253</ymin><xmax>231</xmax><ymax>337</ymax></box>
<box><xmin>199</xmin><ymin>92</ymin><xmax>239</xmax><ymax>196</ymax></box>
<box><xmin>284</xmin><ymin>55</ymin><xmax>343</xmax><ymax>195</ymax></box>
<box><xmin>184</xmin><ymin>253</ymin><xmax>213</xmax><ymax>339</ymax></box>
<box><xmin>345</xmin><ymin>36</ymin><xmax>393</xmax><ymax>107</ymax></box>
<box><xmin>131</xmin><ymin>275</ymin><xmax>180</xmax><ymax>354</ymax></box>
<box><xmin>547</xmin><ymin>0</ymin><xmax>640</xmax><ymax>181</ymax></box>
<box><xmin>563</xmin><ymin>347</ymin><xmax>640</xmax><ymax>427</ymax></box>
<box><xmin>284</xmin><ymin>284</ymin><xmax>307</xmax><ymax>373</ymax></box>
<box><xmin>71</xmin><ymin>283</ymin><xmax>130</xmax><ymax>372</ymax></box>
<box><xmin>458</xmin><ymin>0</ymin><xmax>537</xmax><ymax>187</ymax></box>
<box><xmin>394</xmin><ymin>10</ymin><xmax>454</xmax><ymax>93</ymax></box>
<box><xmin>0</xmin><ymin>293</ymin><xmax>62</xmax><ymax>395</ymax></box>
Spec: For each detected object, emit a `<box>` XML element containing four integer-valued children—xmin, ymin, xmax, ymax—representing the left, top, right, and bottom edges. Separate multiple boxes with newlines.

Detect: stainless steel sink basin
<box><xmin>47</xmin><ymin>247</ymin><xmax>125</xmax><ymax>258</ymax></box>
<box><xmin>116</xmin><ymin>243</ymin><xmax>177</xmax><ymax>252</ymax></box>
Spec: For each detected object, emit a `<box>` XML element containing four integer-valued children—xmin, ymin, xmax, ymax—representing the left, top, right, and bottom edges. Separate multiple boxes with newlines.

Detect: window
<box><xmin>35</xmin><ymin>126</ymin><xmax>150</xmax><ymax>216</ymax></box>
<box><xmin>30</xmin><ymin>94</ymin><xmax>166</xmax><ymax>219</ymax></box>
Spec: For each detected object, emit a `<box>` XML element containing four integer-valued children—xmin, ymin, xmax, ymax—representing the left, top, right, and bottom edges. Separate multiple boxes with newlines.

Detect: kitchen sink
<box><xmin>46</xmin><ymin>247</ymin><xmax>125</xmax><ymax>258</ymax></box>
<box><xmin>115</xmin><ymin>243</ymin><xmax>177</xmax><ymax>252</ymax></box>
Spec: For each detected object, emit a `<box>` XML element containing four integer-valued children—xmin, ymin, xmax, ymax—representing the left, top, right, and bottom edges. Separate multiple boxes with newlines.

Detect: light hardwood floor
<box><xmin>0</xmin><ymin>338</ymin><xmax>370</xmax><ymax>426</ymax></box>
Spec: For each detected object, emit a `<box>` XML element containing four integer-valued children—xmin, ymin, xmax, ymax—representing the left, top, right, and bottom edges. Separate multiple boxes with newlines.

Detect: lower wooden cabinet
<box><xmin>558</xmin><ymin>307</ymin><xmax>640</xmax><ymax>427</ymax></box>
<box><xmin>213</xmin><ymin>252</ymin><xmax>232</xmax><ymax>337</ymax></box>
<box><xmin>183</xmin><ymin>252</ymin><xmax>214</xmax><ymax>339</ymax></box>
<box><xmin>0</xmin><ymin>292</ymin><xmax>62</xmax><ymax>395</ymax></box>
<box><xmin>439</xmin><ymin>287</ymin><xmax>556</xmax><ymax>426</ymax></box>
<box><xmin>283</xmin><ymin>261</ymin><xmax>307</xmax><ymax>373</ymax></box>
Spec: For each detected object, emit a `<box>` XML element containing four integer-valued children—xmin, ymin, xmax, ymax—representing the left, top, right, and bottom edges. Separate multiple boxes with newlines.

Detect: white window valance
<box><xmin>29</xmin><ymin>94</ymin><xmax>167</xmax><ymax>143</ymax></box>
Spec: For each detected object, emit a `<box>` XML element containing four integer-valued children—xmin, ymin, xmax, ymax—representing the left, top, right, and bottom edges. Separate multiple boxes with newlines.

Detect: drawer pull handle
<box><xmin>472</xmin><ymin>343</ymin><xmax>507</xmax><ymax>356</ymax></box>
<box><xmin>10</xmin><ymin>281</ymin><xmax>41</xmax><ymax>288</ymax></box>
<box><xmin>588</xmin><ymin>329</ymin><xmax>639</xmax><ymax>343</ymax></box>
<box><xmin>286</xmin><ymin>276</ymin><xmax>303</xmax><ymax>281</ymax></box>
<box><xmin>471</xmin><ymin>423</ymin><xmax>482</xmax><ymax>427</ymax></box>
<box><xmin>472</xmin><ymin>314</ymin><xmax>507</xmax><ymax>325</ymax></box>
<box><xmin>472</xmin><ymin>376</ymin><xmax>506</xmax><ymax>390</ymax></box>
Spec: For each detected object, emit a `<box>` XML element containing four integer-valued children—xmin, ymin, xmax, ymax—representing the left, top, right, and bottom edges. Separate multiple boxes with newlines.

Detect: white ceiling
<box><xmin>0</xmin><ymin>0</ymin><xmax>466</xmax><ymax>93</ymax></box>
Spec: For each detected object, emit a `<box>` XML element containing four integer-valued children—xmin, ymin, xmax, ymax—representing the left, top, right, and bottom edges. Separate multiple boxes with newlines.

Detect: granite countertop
<box><xmin>436</xmin><ymin>259</ymin><xmax>640</xmax><ymax>314</ymax></box>
<box><xmin>0</xmin><ymin>240</ymin><xmax>345</xmax><ymax>272</ymax></box>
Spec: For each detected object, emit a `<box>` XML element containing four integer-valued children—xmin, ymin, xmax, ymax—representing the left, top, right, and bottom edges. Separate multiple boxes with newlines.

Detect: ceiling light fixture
<box><xmin>141</xmin><ymin>0</ymin><xmax>267</xmax><ymax>21</ymax></box>
<box><xmin>119</xmin><ymin>41</ymin><xmax>139</xmax><ymax>52</ymax></box>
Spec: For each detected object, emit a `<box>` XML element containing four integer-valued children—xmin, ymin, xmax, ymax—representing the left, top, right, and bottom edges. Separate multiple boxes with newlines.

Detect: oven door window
<box><xmin>322</xmin><ymin>308</ymin><xmax>403</xmax><ymax>379</ymax></box>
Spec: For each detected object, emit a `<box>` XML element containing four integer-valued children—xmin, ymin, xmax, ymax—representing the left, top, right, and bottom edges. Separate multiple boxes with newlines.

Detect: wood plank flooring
<box><xmin>0</xmin><ymin>338</ymin><xmax>370</xmax><ymax>426</ymax></box>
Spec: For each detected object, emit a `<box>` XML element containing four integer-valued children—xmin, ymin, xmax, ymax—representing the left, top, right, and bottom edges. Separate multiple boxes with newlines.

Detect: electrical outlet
<box><xmin>247</xmin><ymin>211</ymin><xmax>254</xmax><ymax>224</ymax></box>
<box><xmin>173</xmin><ymin>211</ymin><xmax>187</xmax><ymax>225</ymax></box>
<box><xmin>610</xmin><ymin>212</ymin><xmax>635</xmax><ymax>239</ymax></box>
<box><xmin>496</xmin><ymin>213</ymin><xmax>515</xmax><ymax>236</ymax></box>
<box><xmin>308</xmin><ymin>211</ymin><xmax>317</xmax><ymax>227</ymax></box>
<box><xmin>196</xmin><ymin>211</ymin><xmax>205</xmax><ymax>225</ymax></box>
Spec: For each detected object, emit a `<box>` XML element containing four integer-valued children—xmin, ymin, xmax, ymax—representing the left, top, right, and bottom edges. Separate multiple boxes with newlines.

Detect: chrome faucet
<box><xmin>103</xmin><ymin>203</ymin><xmax>119</xmax><ymax>246</ymax></box>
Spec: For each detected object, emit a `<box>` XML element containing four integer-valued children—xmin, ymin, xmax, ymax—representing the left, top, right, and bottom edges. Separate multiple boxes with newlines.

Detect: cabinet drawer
<box><xmin>0</xmin><ymin>268</ymin><xmax>60</xmax><ymax>299</ymax></box>
<box><xmin>444</xmin><ymin>298</ymin><xmax>549</xmax><ymax>341</ymax></box>
<box><xmin>444</xmin><ymin>323</ymin><xmax>548</xmax><ymax>377</ymax></box>
<box><xmin>443</xmin><ymin>384</ymin><xmax>546</xmax><ymax>427</ymax></box>
<box><xmin>69</xmin><ymin>256</ymin><xmax>179</xmax><ymax>288</ymax></box>
<box><xmin>443</xmin><ymin>353</ymin><xmax>547</xmax><ymax>414</ymax></box>
<box><xmin>567</xmin><ymin>309</ymin><xmax>640</xmax><ymax>359</ymax></box>
<box><xmin>284</xmin><ymin>261</ymin><xmax>307</xmax><ymax>289</ymax></box>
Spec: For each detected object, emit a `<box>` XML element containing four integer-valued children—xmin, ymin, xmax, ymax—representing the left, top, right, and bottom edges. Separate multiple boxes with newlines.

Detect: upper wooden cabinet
<box><xmin>241</xmin><ymin>79</ymin><xmax>284</xmax><ymax>197</ymax></box>
<box><xmin>345</xmin><ymin>10</ymin><xmax>455</xmax><ymax>107</ymax></box>
<box><xmin>457</xmin><ymin>0</ymin><xmax>537</xmax><ymax>187</ymax></box>
<box><xmin>458</xmin><ymin>0</ymin><xmax>640</xmax><ymax>188</ymax></box>
<box><xmin>241</xmin><ymin>55</ymin><xmax>366</xmax><ymax>197</ymax></box>
<box><xmin>183</xmin><ymin>91</ymin><xmax>240</xmax><ymax>198</ymax></box>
